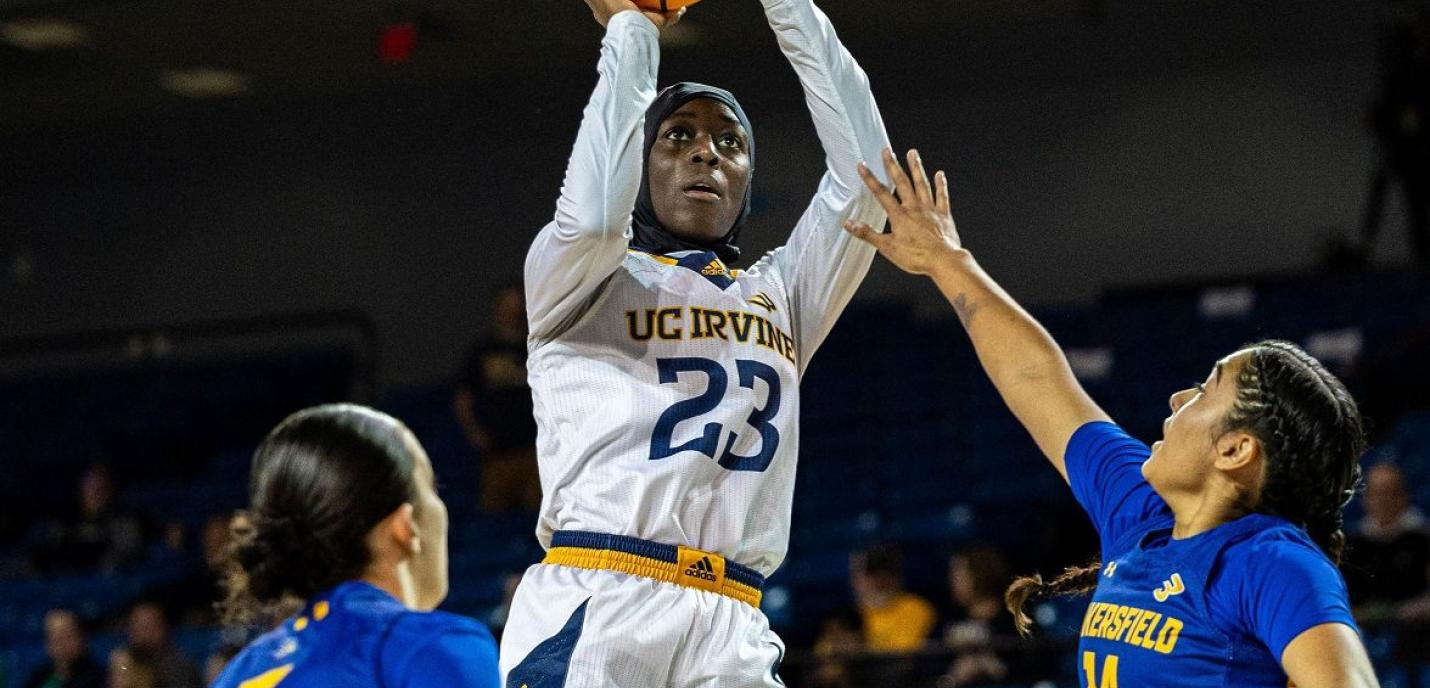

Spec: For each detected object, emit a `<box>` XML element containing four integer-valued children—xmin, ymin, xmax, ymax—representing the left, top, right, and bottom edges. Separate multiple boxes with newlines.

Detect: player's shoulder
<box><xmin>1224</xmin><ymin>514</ymin><xmax>1322</xmax><ymax>555</ymax></box>
<box><xmin>623</xmin><ymin>248</ymin><xmax>676</xmax><ymax>270</ymax></box>
<box><xmin>1217</xmin><ymin>514</ymin><xmax>1339</xmax><ymax>583</ymax></box>
<box><xmin>1069</xmin><ymin>421</ymin><xmax>1150</xmax><ymax>456</ymax></box>
<box><xmin>211</xmin><ymin>625</ymin><xmax>296</xmax><ymax>688</ymax></box>
<box><xmin>388</xmin><ymin>608</ymin><xmax>495</xmax><ymax>642</ymax></box>
<box><xmin>379</xmin><ymin>610</ymin><xmax>498</xmax><ymax>679</ymax></box>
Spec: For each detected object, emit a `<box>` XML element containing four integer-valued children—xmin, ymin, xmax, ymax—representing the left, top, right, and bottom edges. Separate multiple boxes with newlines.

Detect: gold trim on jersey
<box><xmin>543</xmin><ymin>545</ymin><xmax>763</xmax><ymax>607</ymax></box>
<box><xmin>626</xmin><ymin>249</ymin><xmax>742</xmax><ymax>277</ymax></box>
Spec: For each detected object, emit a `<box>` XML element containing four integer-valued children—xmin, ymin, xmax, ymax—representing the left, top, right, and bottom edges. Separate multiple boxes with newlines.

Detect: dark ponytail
<box><xmin>221</xmin><ymin>404</ymin><xmax>418</xmax><ymax>626</ymax></box>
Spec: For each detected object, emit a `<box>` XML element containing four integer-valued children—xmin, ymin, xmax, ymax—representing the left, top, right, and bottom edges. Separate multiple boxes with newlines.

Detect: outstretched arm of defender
<box><xmin>843</xmin><ymin>149</ymin><xmax>1109</xmax><ymax>481</ymax></box>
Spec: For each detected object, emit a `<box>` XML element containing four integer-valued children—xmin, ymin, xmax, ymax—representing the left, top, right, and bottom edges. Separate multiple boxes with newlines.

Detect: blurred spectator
<box><xmin>454</xmin><ymin>280</ymin><xmax>541</xmax><ymax>512</ymax></box>
<box><xmin>159</xmin><ymin>513</ymin><xmax>232</xmax><ymax>625</ymax></box>
<box><xmin>808</xmin><ymin>608</ymin><xmax>865</xmax><ymax>688</ymax></box>
<box><xmin>107</xmin><ymin>648</ymin><xmax>154</xmax><ymax>688</ymax></box>
<box><xmin>850</xmin><ymin>544</ymin><xmax>936</xmax><ymax>652</ymax></box>
<box><xmin>1359</xmin><ymin>0</ymin><xmax>1430</xmax><ymax>268</ymax></box>
<box><xmin>124</xmin><ymin>602</ymin><xmax>201</xmax><ymax>688</ymax></box>
<box><xmin>32</xmin><ymin>466</ymin><xmax>145</xmax><ymax>574</ymax></box>
<box><xmin>936</xmin><ymin>546</ymin><xmax>1054</xmax><ymax>687</ymax></box>
<box><xmin>21</xmin><ymin>609</ymin><xmax>104</xmax><ymax>688</ymax></box>
<box><xmin>202</xmin><ymin>643</ymin><xmax>244</xmax><ymax>686</ymax></box>
<box><xmin>938</xmin><ymin>547</ymin><xmax>1014</xmax><ymax>687</ymax></box>
<box><xmin>1344</xmin><ymin>463</ymin><xmax>1430</xmax><ymax>620</ymax></box>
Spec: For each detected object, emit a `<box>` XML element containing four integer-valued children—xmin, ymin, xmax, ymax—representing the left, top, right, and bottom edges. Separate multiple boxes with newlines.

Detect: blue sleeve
<box><xmin>382</xmin><ymin>614</ymin><xmax>501</xmax><ymax>688</ymax></box>
<box><xmin>1064</xmin><ymin>421</ymin><xmax>1171</xmax><ymax>553</ymax></box>
<box><xmin>1226</xmin><ymin>535</ymin><xmax>1358</xmax><ymax>660</ymax></box>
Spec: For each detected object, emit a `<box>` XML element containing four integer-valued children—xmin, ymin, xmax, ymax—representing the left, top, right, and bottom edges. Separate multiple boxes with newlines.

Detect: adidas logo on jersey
<box><xmin>701</xmin><ymin>260</ymin><xmax>729</xmax><ymax>277</ymax></box>
<box><xmin>684</xmin><ymin>556</ymin><xmax>718</xmax><ymax>582</ymax></box>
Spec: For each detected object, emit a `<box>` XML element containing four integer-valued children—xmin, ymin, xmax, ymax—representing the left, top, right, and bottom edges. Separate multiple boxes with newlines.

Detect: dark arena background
<box><xmin>3</xmin><ymin>0</ymin><xmax>1429</xmax><ymax>685</ymax></box>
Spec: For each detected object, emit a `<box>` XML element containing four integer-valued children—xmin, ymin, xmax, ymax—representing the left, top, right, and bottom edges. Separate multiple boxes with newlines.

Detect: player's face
<box><xmin>1142</xmin><ymin>350</ymin><xmax>1253</xmax><ymax>497</ymax></box>
<box><xmin>405</xmin><ymin>431</ymin><xmax>450</xmax><ymax>611</ymax></box>
<box><xmin>648</xmin><ymin>98</ymin><xmax>751</xmax><ymax>245</ymax></box>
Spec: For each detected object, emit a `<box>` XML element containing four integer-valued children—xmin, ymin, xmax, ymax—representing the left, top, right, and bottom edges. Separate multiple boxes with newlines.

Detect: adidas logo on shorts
<box><xmin>684</xmin><ymin>556</ymin><xmax>718</xmax><ymax>582</ymax></box>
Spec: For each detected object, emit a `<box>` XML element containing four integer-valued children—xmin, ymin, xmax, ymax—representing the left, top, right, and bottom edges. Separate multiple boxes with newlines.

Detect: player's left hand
<box><xmin>842</xmin><ymin>147</ymin><xmax>963</xmax><ymax>276</ymax></box>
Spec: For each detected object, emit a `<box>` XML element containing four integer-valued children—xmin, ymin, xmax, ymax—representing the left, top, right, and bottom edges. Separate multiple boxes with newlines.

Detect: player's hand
<box><xmin>583</xmin><ymin>0</ymin><xmax>685</xmax><ymax>29</ymax></box>
<box><xmin>842</xmin><ymin>148</ymin><xmax>963</xmax><ymax>276</ymax></box>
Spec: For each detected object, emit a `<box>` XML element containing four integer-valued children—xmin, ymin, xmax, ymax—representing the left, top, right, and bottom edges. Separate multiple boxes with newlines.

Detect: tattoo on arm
<box><xmin>951</xmin><ymin>293</ymin><xmax>981</xmax><ymax>326</ymax></box>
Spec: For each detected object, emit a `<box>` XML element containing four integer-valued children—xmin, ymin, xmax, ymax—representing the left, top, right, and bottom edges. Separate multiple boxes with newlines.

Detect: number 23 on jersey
<box><xmin>648</xmin><ymin>356</ymin><xmax>782</xmax><ymax>472</ymax></box>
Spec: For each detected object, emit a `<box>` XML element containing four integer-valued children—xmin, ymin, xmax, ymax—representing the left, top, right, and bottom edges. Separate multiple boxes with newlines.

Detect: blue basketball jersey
<box><xmin>213</xmin><ymin>581</ymin><xmax>499</xmax><ymax>688</ymax></box>
<box><xmin>1065</xmin><ymin>422</ymin><xmax>1357</xmax><ymax>688</ymax></box>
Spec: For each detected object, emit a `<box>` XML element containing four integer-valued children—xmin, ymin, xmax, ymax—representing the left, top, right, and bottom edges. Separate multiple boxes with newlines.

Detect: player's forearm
<box><xmin>552</xmin><ymin>11</ymin><xmax>659</xmax><ymax>242</ymax></box>
<box><xmin>929</xmin><ymin>250</ymin><xmax>1065</xmax><ymax>386</ymax></box>
<box><xmin>760</xmin><ymin>0</ymin><xmax>889</xmax><ymax>368</ymax></box>
<box><xmin>928</xmin><ymin>249</ymin><xmax>1099</xmax><ymax>465</ymax></box>
<box><xmin>761</xmin><ymin>0</ymin><xmax>890</xmax><ymax>197</ymax></box>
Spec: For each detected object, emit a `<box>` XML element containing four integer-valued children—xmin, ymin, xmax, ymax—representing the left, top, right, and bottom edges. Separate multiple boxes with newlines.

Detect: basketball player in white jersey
<box><xmin>499</xmin><ymin>0</ymin><xmax>892</xmax><ymax>684</ymax></box>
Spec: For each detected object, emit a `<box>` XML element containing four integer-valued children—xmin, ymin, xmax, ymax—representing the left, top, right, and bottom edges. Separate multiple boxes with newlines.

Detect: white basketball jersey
<box><xmin>523</xmin><ymin>4</ymin><xmax>890</xmax><ymax>576</ymax></box>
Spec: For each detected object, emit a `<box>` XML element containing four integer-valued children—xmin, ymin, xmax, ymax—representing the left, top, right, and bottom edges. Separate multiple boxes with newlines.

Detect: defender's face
<box><xmin>1142</xmin><ymin>350</ymin><xmax>1253</xmax><ymax>497</ymax></box>
<box><xmin>404</xmin><ymin>431</ymin><xmax>450</xmax><ymax>611</ymax></box>
<box><xmin>648</xmin><ymin>98</ymin><xmax>751</xmax><ymax>245</ymax></box>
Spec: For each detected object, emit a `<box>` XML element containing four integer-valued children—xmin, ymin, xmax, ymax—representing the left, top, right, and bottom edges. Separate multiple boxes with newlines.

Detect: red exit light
<box><xmin>377</xmin><ymin>22</ymin><xmax>418</xmax><ymax>64</ymax></box>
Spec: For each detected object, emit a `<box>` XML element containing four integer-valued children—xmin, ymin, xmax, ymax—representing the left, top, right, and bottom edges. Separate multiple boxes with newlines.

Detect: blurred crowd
<box><xmin>10</xmin><ymin>463</ymin><xmax>238</xmax><ymax>688</ymax></box>
<box><xmin>13</xmin><ymin>447</ymin><xmax>1430</xmax><ymax>687</ymax></box>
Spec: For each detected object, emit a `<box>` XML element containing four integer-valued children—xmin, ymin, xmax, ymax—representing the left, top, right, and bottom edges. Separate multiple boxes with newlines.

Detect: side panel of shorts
<box><xmin>499</xmin><ymin>564</ymin><xmax>690</xmax><ymax>688</ymax></box>
<box><xmin>676</xmin><ymin>589</ymin><xmax>786</xmax><ymax>688</ymax></box>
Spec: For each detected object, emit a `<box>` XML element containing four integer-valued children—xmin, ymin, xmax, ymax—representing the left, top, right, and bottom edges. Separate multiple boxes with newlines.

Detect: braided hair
<box><xmin>1005</xmin><ymin>340</ymin><xmax>1365</xmax><ymax>635</ymax></box>
<box><xmin>1219</xmin><ymin>340</ymin><xmax>1364</xmax><ymax>561</ymax></box>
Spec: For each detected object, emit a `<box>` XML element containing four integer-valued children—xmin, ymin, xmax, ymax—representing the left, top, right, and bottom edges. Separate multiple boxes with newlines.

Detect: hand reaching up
<box><xmin>583</xmin><ymin>0</ymin><xmax>685</xmax><ymax>29</ymax></box>
<box><xmin>843</xmin><ymin>148</ymin><xmax>963</xmax><ymax>276</ymax></box>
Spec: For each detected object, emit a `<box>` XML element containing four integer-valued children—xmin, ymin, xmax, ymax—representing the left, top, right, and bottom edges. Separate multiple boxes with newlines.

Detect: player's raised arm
<box><xmin>525</xmin><ymin>1</ymin><xmax>680</xmax><ymax>344</ymax></box>
<box><xmin>756</xmin><ymin>0</ymin><xmax>892</xmax><ymax>371</ymax></box>
<box><xmin>844</xmin><ymin>150</ymin><xmax>1109</xmax><ymax>481</ymax></box>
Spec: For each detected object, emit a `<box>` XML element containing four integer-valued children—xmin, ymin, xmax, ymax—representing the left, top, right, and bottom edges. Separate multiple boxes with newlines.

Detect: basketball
<box><xmin>632</xmin><ymin>0</ymin><xmax>702</xmax><ymax>11</ymax></box>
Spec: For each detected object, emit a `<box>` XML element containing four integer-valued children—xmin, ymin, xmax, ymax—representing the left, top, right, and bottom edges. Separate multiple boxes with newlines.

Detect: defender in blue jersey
<box><xmin>843</xmin><ymin>150</ymin><xmax>1379</xmax><ymax>687</ymax></box>
<box><xmin>212</xmin><ymin>405</ymin><xmax>500</xmax><ymax>688</ymax></box>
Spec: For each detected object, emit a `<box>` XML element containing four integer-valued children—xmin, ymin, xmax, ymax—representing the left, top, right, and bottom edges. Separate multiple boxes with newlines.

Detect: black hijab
<box><xmin>631</xmin><ymin>82</ymin><xmax>754</xmax><ymax>265</ymax></box>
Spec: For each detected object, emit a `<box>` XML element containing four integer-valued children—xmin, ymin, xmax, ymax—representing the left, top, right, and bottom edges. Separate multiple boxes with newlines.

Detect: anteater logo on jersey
<box><xmin>748</xmin><ymin>293</ymin><xmax>777</xmax><ymax>313</ymax></box>
<box><xmin>626</xmin><ymin>307</ymin><xmax>798</xmax><ymax>364</ymax></box>
<box><xmin>1152</xmin><ymin>573</ymin><xmax>1185</xmax><ymax>602</ymax></box>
